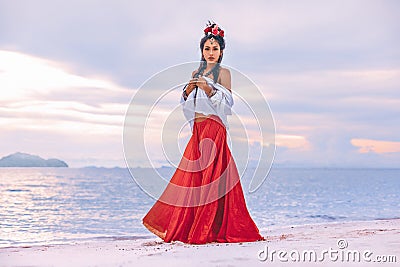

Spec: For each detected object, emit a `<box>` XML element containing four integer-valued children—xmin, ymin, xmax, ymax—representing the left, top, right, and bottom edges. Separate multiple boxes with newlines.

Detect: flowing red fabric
<box><xmin>142</xmin><ymin>115</ymin><xmax>264</xmax><ymax>244</ymax></box>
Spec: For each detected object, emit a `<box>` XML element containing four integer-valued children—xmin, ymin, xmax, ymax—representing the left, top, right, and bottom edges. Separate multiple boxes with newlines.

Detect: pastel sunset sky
<box><xmin>0</xmin><ymin>0</ymin><xmax>399</xmax><ymax>168</ymax></box>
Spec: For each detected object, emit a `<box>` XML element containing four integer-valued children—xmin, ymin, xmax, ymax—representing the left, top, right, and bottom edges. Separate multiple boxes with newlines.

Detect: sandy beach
<box><xmin>1</xmin><ymin>219</ymin><xmax>399</xmax><ymax>267</ymax></box>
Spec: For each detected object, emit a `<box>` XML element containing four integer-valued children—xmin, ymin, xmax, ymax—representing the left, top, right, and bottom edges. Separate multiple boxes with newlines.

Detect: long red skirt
<box><xmin>142</xmin><ymin>115</ymin><xmax>265</xmax><ymax>244</ymax></box>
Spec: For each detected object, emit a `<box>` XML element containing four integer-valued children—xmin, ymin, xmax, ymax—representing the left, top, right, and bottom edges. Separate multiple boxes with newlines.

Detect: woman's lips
<box><xmin>208</xmin><ymin>57</ymin><xmax>215</xmax><ymax>61</ymax></box>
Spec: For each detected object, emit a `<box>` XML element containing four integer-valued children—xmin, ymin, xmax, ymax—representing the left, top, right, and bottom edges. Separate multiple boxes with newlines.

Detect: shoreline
<box><xmin>1</xmin><ymin>219</ymin><xmax>399</xmax><ymax>266</ymax></box>
<box><xmin>2</xmin><ymin>217</ymin><xmax>398</xmax><ymax>250</ymax></box>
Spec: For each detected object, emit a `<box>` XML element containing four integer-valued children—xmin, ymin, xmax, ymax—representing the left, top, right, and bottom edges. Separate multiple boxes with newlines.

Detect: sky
<box><xmin>0</xmin><ymin>0</ymin><xmax>399</xmax><ymax>168</ymax></box>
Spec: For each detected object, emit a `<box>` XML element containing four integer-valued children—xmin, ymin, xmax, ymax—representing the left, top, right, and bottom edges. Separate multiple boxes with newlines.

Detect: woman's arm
<box><xmin>218</xmin><ymin>68</ymin><xmax>231</xmax><ymax>92</ymax></box>
<box><xmin>182</xmin><ymin>71</ymin><xmax>200</xmax><ymax>101</ymax></box>
<box><xmin>184</xmin><ymin>71</ymin><xmax>198</xmax><ymax>95</ymax></box>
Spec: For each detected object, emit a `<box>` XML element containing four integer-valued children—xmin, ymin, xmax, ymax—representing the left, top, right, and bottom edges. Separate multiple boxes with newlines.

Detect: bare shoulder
<box><xmin>191</xmin><ymin>70</ymin><xmax>197</xmax><ymax>78</ymax></box>
<box><xmin>218</xmin><ymin>67</ymin><xmax>231</xmax><ymax>91</ymax></box>
<box><xmin>219</xmin><ymin>67</ymin><xmax>231</xmax><ymax>78</ymax></box>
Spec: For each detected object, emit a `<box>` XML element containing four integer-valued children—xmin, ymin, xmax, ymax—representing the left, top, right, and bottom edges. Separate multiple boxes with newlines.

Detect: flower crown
<box><xmin>203</xmin><ymin>21</ymin><xmax>224</xmax><ymax>38</ymax></box>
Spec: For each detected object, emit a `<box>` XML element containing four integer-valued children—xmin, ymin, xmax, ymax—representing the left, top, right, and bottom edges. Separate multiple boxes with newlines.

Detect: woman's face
<box><xmin>202</xmin><ymin>38</ymin><xmax>222</xmax><ymax>64</ymax></box>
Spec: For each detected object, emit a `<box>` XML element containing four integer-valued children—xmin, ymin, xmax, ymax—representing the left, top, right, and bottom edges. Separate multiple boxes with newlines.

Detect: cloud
<box><xmin>1</xmin><ymin>1</ymin><xmax>399</xmax><ymax>83</ymax></box>
<box><xmin>351</xmin><ymin>138</ymin><xmax>400</xmax><ymax>154</ymax></box>
<box><xmin>0</xmin><ymin>50</ymin><xmax>133</xmax><ymax>167</ymax></box>
<box><xmin>276</xmin><ymin>134</ymin><xmax>311</xmax><ymax>150</ymax></box>
<box><xmin>253</xmin><ymin>68</ymin><xmax>400</xmax><ymax>129</ymax></box>
<box><xmin>249</xmin><ymin>67</ymin><xmax>400</xmax><ymax>167</ymax></box>
<box><xmin>0</xmin><ymin>50</ymin><xmax>131</xmax><ymax>136</ymax></box>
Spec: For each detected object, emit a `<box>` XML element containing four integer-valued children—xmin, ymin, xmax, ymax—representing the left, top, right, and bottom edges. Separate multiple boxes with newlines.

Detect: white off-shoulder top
<box><xmin>180</xmin><ymin>76</ymin><xmax>234</xmax><ymax>131</ymax></box>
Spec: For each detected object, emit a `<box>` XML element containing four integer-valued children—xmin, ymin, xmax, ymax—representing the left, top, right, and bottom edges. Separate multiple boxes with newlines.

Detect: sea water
<box><xmin>0</xmin><ymin>167</ymin><xmax>399</xmax><ymax>247</ymax></box>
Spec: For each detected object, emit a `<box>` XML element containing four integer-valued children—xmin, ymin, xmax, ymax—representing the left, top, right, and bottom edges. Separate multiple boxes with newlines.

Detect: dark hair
<box><xmin>192</xmin><ymin>23</ymin><xmax>225</xmax><ymax>105</ymax></box>
<box><xmin>194</xmin><ymin>31</ymin><xmax>226</xmax><ymax>83</ymax></box>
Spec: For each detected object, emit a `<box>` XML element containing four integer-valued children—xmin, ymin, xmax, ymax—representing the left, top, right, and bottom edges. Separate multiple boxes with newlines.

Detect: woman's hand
<box><xmin>185</xmin><ymin>77</ymin><xmax>198</xmax><ymax>95</ymax></box>
<box><xmin>195</xmin><ymin>76</ymin><xmax>206</xmax><ymax>89</ymax></box>
<box><xmin>196</xmin><ymin>76</ymin><xmax>213</xmax><ymax>95</ymax></box>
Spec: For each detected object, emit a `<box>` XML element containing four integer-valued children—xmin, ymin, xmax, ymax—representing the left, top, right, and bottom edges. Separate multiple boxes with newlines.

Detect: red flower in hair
<box><xmin>204</xmin><ymin>26</ymin><xmax>212</xmax><ymax>34</ymax></box>
<box><xmin>212</xmin><ymin>25</ymin><xmax>219</xmax><ymax>35</ymax></box>
<box><xmin>204</xmin><ymin>23</ymin><xmax>224</xmax><ymax>37</ymax></box>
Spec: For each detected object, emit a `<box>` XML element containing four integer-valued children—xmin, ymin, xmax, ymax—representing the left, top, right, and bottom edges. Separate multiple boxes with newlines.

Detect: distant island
<box><xmin>0</xmin><ymin>152</ymin><xmax>68</xmax><ymax>167</ymax></box>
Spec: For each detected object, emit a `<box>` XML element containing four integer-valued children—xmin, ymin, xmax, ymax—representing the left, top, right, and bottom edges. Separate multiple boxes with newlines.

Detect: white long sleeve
<box><xmin>180</xmin><ymin>76</ymin><xmax>233</xmax><ymax>131</ymax></box>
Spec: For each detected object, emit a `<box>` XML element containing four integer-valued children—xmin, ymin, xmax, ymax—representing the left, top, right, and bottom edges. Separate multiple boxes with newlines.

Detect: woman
<box><xmin>142</xmin><ymin>22</ymin><xmax>265</xmax><ymax>244</ymax></box>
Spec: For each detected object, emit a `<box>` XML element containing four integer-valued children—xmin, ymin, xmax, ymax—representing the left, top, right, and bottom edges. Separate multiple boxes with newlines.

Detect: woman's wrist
<box><xmin>186</xmin><ymin>86</ymin><xmax>194</xmax><ymax>95</ymax></box>
<box><xmin>208</xmin><ymin>87</ymin><xmax>217</xmax><ymax>97</ymax></box>
<box><xmin>182</xmin><ymin>84</ymin><xmax>193</xmax><ymax>100</ymax></box>
<box><xmin>205</xmin><ymin>84</ymin><xmax>216</xmax><ymax>97</ymax></box>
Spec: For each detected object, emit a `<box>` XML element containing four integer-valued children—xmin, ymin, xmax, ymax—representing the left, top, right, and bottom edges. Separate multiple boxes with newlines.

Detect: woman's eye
<box><xmin>205</xmin><ymin>48</ymin><xmax>210</xmax><ymax>51</ymax></box>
